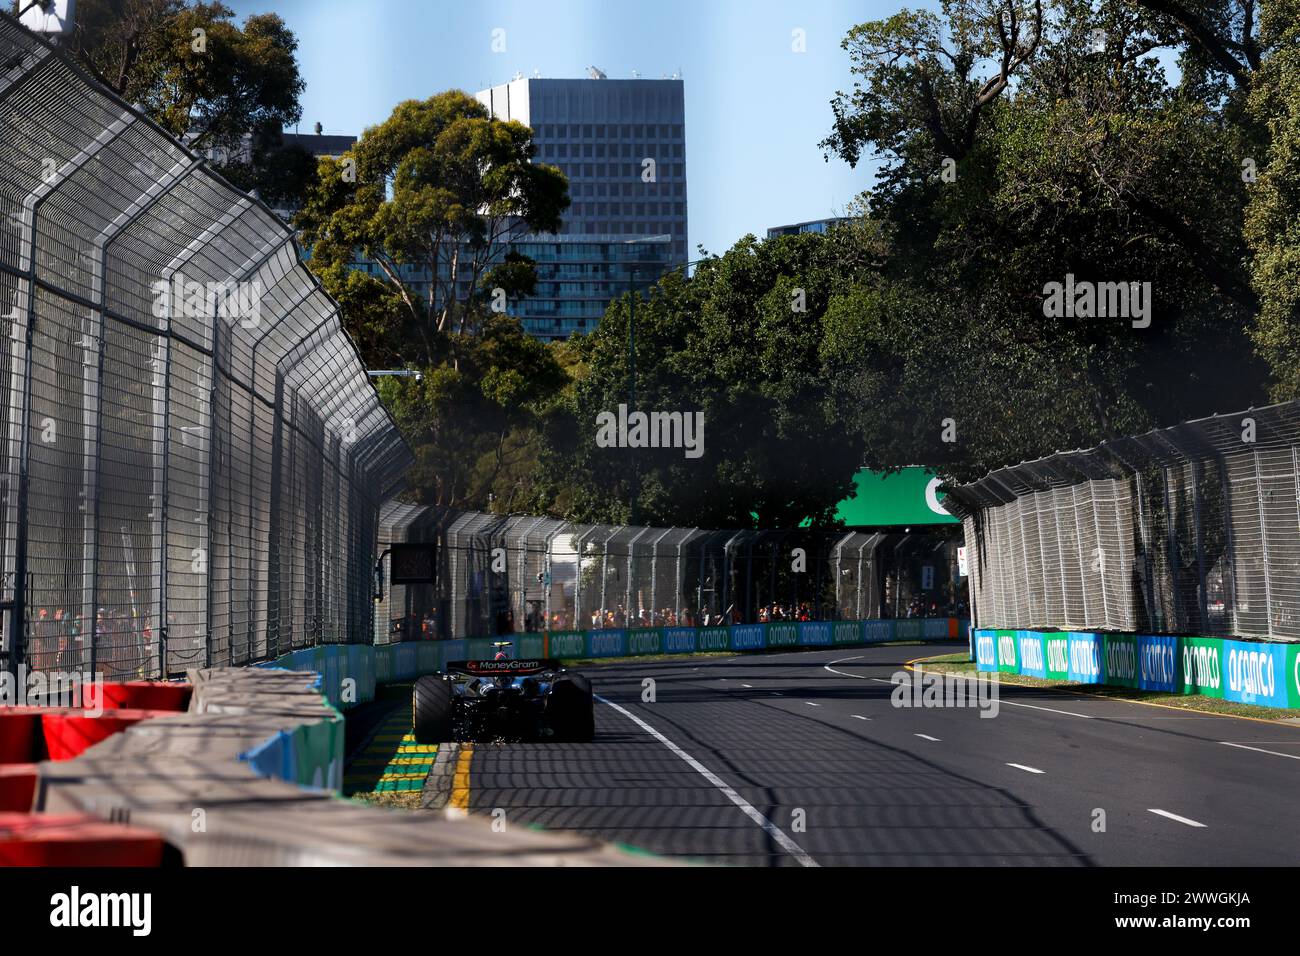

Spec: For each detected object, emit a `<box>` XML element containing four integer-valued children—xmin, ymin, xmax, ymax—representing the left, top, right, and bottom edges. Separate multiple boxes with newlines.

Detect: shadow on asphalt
<box><xmin>464</xmin><ymin>651</ymin><xmax>1096</xmax><ymax>867</ymax></box>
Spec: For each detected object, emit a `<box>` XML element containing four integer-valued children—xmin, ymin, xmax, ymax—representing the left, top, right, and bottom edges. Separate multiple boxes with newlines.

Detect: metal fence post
<box><xmin>8</xmin><ymin>111</ymin><xmax>135</xmax><ymax>677</ymax></box>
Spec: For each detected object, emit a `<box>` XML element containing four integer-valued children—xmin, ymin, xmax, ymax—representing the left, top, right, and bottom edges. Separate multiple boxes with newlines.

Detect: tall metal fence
<box><xmin>376</xmin><ymin>505</ymin><xmax>961</xmax><ymax>641</ymax></box>
<box><xmin>0</xmin><ymin>15</ymin><xmax>411</xmax><ymax>678</ymax></box>
<box><xmin>943</xmin><ymin>400</ymin><xmax>1300</xmax><ymax>641</ymax></box>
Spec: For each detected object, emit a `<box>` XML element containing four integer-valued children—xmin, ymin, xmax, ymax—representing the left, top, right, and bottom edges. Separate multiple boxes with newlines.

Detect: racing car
<box><xmin>412</xmin><ymin>646</ymin><xmax>595</xmax><ymax>743</ymax></box>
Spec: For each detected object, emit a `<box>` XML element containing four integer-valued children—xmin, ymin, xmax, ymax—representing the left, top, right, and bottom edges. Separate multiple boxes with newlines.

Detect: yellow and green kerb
<box><xmin>344</xmin><ymin>701</ymin><xmax>438</xmax><ymax>795</ymax></box>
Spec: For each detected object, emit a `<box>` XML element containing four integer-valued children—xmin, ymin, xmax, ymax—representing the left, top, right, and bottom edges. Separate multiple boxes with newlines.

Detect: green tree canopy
<box><xmin>296</xmin><ymin>91</ymin><xmax>569</xmax><ymax>339</ymax></box>
<box><xmin>60</xmin><ymin>0</ymin><xmax>312</xmax><ymax>207</ymax></box>
<box><xmin>817</xmin><ymin>0</ymin><xmax>1280</xmax><ymax>482</ymax></box>
<box><xmin>294</xmin><ymin>91</ymin><xmax>572</xmax><ymax>510</ymax></box>
<box><xmin>541</xmin><ymin>231</ymin><xmax>873</xmax><ymax>529</ymax></box>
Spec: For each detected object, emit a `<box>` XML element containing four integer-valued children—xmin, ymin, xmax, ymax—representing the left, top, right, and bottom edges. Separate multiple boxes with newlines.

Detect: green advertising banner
<box><xmin>698</xmin><ymin>627</ymin><xmax>730</xmax><ymax>651</ymax></box>
<box><xmin>1180</xmin><ymin>637</ymin><xmax>1225</xmax><ymax>698</ymax></box>
<box><xmin>547</xmin><ymin>631</ymin><xmax>586</xmax><ymax>658</ymax></box>
<box><xmin>895</xmin><ymin>619</ymin><xmax>923</xmax><ymax>640</ymax></box>
<box><xmin>833</xmin><ymin>467</ymin><xmax>959</xmax><ymax>526</ymax></box>
<box><xmin>768</xmin><ymin>623</ymin><xmax>798</xmax><ymax>647</ymax></box>
<box><xmin>1289</xmin><ymin>645</ymin><xmax>1300</xmax><ymax>709</ymax></box>
<box><xmin>995</xmin><ymin>629</ymin><xmax>1018</xmax><ymax>673</ymax></box>
<box><xmin>627</xmin><ymin>629</ymin><xmax>663</xmax><ymax>655</ymax></box>
<box><xmin>1102</xmin><ymin>634</ymin><xmax>1139</xmax><ymax>688</ymax></box>
<box><xmin>833</xmin><ymin>621</ymin><xmax>861</xmax><ymax>644</ymax></box>
<box><xmin>515</xmin><ymin>635</ymin><xmax>545</xmax><ymax>658</ymax></box>
<box><xmin>1042</xmin><ymin>632</ymin><xmax>1070</xmax><ymax>681</ymax></box>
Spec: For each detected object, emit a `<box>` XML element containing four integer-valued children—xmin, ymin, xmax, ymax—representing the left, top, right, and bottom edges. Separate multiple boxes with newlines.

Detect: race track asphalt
<box><xmin>464</xmin><ymin>641</ymin><xmax>1300</xmax><ymax>866</ymax></box>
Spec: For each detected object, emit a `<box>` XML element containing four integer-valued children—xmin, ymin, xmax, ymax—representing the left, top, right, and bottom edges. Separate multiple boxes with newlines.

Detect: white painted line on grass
<box><xmin>914</xmin><ymin>733</ymin><xmax>940</xmax><ymax>741</ymax></box>
<box><xmin>595</xmin><ymin>694</ymin><xmax>819</xmax><ymax>867</ymax></box>
<box><xmin>1148</xmin><ymin>808</ymin><xmax>1206</xmax><ymax>828</ymax></box>
<box><xmin>1006</xmin><ymin>763</ymin><xmax>1045</xmax><ymax>774</ymax></box>
<box><xmin>1220</xmin><ymin>742</ymin><xmax>1300</xmax><ymax>761</ymax></box>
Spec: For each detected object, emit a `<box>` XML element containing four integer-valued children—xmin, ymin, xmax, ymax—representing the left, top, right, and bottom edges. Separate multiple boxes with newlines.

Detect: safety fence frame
<box><xmin>0</xmin><ymin>13</ymin><xmax>412</xmax><ymax>679</ymax></box>
<box><xmin>375</xmin><ymin>506</ymin><xmax>960</xmax><ymax>639</ymax></box>
<box><xmin>945</xmin><ymin>400</ymin><xmax>1300</xmax><ymax>641</ymax></box>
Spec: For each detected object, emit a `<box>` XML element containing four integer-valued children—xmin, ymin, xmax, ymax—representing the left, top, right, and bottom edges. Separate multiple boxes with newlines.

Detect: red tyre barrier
<box><xmin>0</xmin><ymin>764</ymin><xmax>37</xmax><ymax>811</ymax></box>
<box><xmin>83</xmin><ymin>681</ymin><xmax>191</xmax><ymax>713</ymax></box>
<box><xmin>0</xmin><ymin>709</ymin><xmax>40</xmax><ymax>763</ymax></box>
<box><xmin>0</xmin><ymin>812</ymin><xmax>164</xmax><ymax>866</ymax></box>
<box><xmin>41</xmin><ymin>709</ymin><xmax>166</xmax><ymax>761</ymax></box>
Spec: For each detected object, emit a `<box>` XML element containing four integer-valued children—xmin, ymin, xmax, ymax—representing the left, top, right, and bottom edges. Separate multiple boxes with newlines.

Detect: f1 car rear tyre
<box><xmin>547</xmin><ymin>673</ymin><xmax>595</xmax><ymax>742</ymax></box>
<box><xmin>413</xmin><ymin>675</ymin><xmax>454</xmax><ymax>744</ymax></box>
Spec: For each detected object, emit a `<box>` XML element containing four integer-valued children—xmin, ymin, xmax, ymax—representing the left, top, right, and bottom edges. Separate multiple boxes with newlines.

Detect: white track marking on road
<box><xmin>1006</xmin><ymin>763</ymin><xmax>1045</xmax><ymax>774</ymax></box>
<box><xmin>852</xmin><ymin>715</ymin><xmax>871</xmax><ymax>721</ymax></box>
<box><xmin>822</xmin><ymin>657</ymin><xmax>1094</xmax><ymax>719</ymax></box>
<box><xmin>1148</xmin><ymin>808</ymin><xmax>1206</xmax><ymax>828</ymax></box>
<box><xmin>595</xmin><ymin>694</ymin><xmax>819</xmax><ymax>867</ymax></box>
<box><xmin>981</xmin><ymin>699</ymin><xmax>1094</xmax><ymax>719</ymax></box>
<box><xmin>1220</xmin><ymin>742</ymin><xmax>1300</xmax><ymax>761</ymax></box>
<box><xmin>805</xmin><ymin>701</ymin><xmax>819</xmax><ymax>707</ymax></box>
<box><xmin>741</xmin><ymin>683</ymin><xmax>753</xmax><ymax>688</ymax></box>
<box><xmin>914</xmin><ymin>734</ymin><xmax>940</xmax><ymax>741</ymax></box>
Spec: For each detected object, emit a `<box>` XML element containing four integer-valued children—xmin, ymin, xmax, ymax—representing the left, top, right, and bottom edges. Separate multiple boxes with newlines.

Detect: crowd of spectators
<box><xmin>388</xmin><ymin>592</ymin><xmax>969</xmax><ymax>640</ymax></box>
<box><xmin>28</xmin><ymin>603</ymin><xmax>155</xmax><ymax>675</ymax></box>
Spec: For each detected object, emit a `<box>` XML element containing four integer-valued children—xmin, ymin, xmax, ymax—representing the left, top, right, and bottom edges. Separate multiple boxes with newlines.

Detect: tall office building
<box><xmin>476</xmin><ymin>76</ymin><xmax>688</xmax><ymax>341</ymax></box>
<box><xmin>766</xmin><ymin>217</ymin><xmax>853</xmax><ymax>239</ymax></box>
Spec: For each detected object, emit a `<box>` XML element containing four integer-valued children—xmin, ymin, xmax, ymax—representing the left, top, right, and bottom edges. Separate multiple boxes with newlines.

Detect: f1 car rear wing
<box><xmin>446</xmin><ymin>659</ymin><xmax>562</xmax><ymax>677</ymax></box>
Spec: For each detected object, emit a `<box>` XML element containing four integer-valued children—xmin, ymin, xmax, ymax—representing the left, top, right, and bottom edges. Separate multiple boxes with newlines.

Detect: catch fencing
<box><xmin>943</xmin><ymin>400</ymin><xmax>1300</xmax><ymax>641</ymax></box>
<box><xmin>0</xmin><ymin>15</ymin><xmax>411</xmax><ymax>678</ymax></box>
<box><xmin>376</xmin><ymin>505</ymin><xmax>960</xmax><ymax>641</ymax></box>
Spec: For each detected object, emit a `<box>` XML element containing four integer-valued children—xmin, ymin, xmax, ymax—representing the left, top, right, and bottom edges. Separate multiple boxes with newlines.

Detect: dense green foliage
<box><xmin>294</xmin><ymin>91</ymin><xmax>571</xmax><ymax>508</ymax></box>
<box><xmin>62</xmin><ymin>0</ymin><xmax>313</xmax><ymax>207</ymax></box>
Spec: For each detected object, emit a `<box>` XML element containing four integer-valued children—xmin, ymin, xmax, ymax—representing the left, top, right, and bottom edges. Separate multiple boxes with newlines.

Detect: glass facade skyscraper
<box><xmin>766</xmin><ymin>217</ymin><xmax>852</xmax><ymax>239</ymax></box>
<box><xmin>477</xmin><ymin>77</ymin><xmax>688</xmax><ymax>341</ymax></box>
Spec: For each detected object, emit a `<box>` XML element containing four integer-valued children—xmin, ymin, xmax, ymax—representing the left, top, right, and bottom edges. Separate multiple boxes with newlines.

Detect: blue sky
<box><xmin>224</xmin><ymin>0</ymin><xmax>923</xmax><ymax>258</ymax></box>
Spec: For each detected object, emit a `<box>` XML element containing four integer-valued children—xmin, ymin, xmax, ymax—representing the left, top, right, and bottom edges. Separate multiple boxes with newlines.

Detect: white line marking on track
<box><xmin>1220</xmin><ymin>742</ymin><xmax>1300</xmax><ymax>761</ymax></box>
<box><xmin>852</xmin><ymin>715</ymin><xmax>871</xmax><ymax>721</ymax></box>
<box><xmin>822</xmin><ymin>657</ymin><xmax>1094</xmax><ymax>719</ymax></box>
<box><xmin>741</xmin><ymin>683</ymin><xmax>753</xmax><ymax>688</ymax></box>
<box><xmin>1006</xmin><ymin>763</ymin><xmax>1045</xmax><ymax>774</ymax></box>
<box><xmin>984</xmin><ymin>699</ymin><xmax>1095</xmax><ymax>719</ymax></box>
<box><xmin>595</xmin><ymin>694</ymin><xmax>819</xmax><ymax>867</ymax></box>
<box><xmin>914</xmin><ymin>733</ymin><xmax>940</xmax><ymax>741</ymax></box>
<box><xmin>1148</xmin><ymin>808</ymin><xmax>1206</xmax><ymax>828</ymax></box>
<box><xmin>805</xmin><ymin>702</ymin><xmax>819</xmax><ymax>707</ymax></box>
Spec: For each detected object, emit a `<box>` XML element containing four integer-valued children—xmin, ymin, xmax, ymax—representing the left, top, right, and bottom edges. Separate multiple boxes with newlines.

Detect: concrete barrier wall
<box><xmin>972</xmin><ymin>629</ymin><xmax>1300</xmax><ymax>708</ymax></box>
